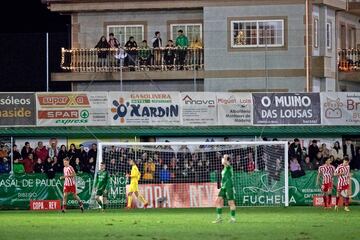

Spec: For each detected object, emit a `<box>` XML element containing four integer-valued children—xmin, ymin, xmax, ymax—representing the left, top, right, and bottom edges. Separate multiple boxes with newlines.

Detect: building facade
<box><xmin>45</xmin><ymin>0</ymin><xmax>360</xmax><ymax>92</ymax></box>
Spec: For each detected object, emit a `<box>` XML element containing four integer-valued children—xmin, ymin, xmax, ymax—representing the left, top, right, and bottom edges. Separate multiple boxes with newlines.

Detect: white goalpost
<box><xmin>91</xmin><ymin>141</ymin><xmax>289</xmax><ymax>209</ymax></box>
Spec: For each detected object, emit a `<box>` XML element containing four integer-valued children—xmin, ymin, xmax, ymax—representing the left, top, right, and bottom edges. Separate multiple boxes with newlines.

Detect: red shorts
<box><xmin>337</xmin><ymin>184</ymin><xmax>349</xmax><ymax>192</ymax></box>
<box><xmin>321</xmin><ymin>183</ymin><xmax>333</xmax><ymax>192</ymax></box>
<box><xmin>64</xmin><ymin>185</ymin><xmax>76</xmax><ymax>194</ymax></box>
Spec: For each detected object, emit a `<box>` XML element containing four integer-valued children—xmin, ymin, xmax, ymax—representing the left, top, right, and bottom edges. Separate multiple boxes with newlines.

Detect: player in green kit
<box><xmin>212</xmin><ymin>154</ymin><xmax>236</xmax><ymax>223</ymax></box>
<box><xmin>94</xmin><ymin>162</ymin><xmax>110</xmax><ymax>211</ymax></box>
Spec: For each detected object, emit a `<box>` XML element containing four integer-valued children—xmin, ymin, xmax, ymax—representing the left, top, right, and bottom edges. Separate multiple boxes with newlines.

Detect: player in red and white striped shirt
<box><xmin>60</xmin><ymin>157</ymin><xmax>84</xmax><ymax>213</ymax></box>
<box><xmin>334</xmin><ymin>157</ymin><xmax>351</xmax><ymax>212</ymax></box>
<box><xmin>316</xmin><ymin>157</ymin><xmax>335</xmax><ymax>208</ymax></box>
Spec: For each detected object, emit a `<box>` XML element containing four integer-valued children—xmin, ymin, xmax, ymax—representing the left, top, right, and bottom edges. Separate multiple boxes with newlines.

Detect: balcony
<box><xmin>54</xmin><ymin>47</ymin><xmax>204</xmax><ymax>82</ymax></box>
<box><xmin>338</xmin><ymin>49</ymin><xmax>360</xmax><ymax>82</ymax></box>
<box><xmin>348</xmin><ymin>0</ymin><xmax>360</xmax><ymax>15</ymax></box>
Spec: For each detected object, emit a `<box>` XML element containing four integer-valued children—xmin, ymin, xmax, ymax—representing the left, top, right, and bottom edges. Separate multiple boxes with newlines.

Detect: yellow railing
<box><xmin>61</xmin><ymin>47</ymin><xmax>204</xmax><ymax>72</ymax></box>
<box><xmin>338</xmin><ymin>49</ymin><xmax>360</xmax><ymax>72</ymax></box>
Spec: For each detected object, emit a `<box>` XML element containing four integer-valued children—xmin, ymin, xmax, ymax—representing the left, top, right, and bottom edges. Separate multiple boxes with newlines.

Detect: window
<box><xmin>326</xmin><ymin>22</ymin><xmax>332</xmax><ymax>49</ymax></box>
<box><xmin>107</xmin><ymin>25</ymin><xmax>144</xmax><ymax>46</ymax></box>
<box><xmin>230</xmin><ymin>19</ymin><xmax>284</xmax><ymax>48</ymax></box>
<box><xmin>348</xmin><ymin>27</ymin><xmax>356</xmax><ymax>49</ymax></box>
<box><xmin>313</xmin><ymin>18</ymin><xmax>318</xmax><ymax>48</ymax></box>
<box><xmin>170</xmin><ymin>23</ymin><xmax>202</xmax><ymax>44</ymax></box>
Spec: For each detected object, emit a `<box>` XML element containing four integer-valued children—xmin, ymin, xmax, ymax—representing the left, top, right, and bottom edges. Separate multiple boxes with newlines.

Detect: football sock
<box><xmin>344</xmin><ymin>197</ymin><xmax>349</xmax><ymax>206</ymax></box>
<box><xmin>327</xmin><ymin>195</ymin><xmax>332</xmax><ymax>206</ymax></box>
<box><xmin>336</xmin><ymin>196</ymin><xmax>340</xmax><ymax>206</ymax></box>
<box><xmin>138</xmin><ymin>195</ymin><xmax>147</xmax><ymax>204</ymax></box>
<box><xmin>127</xmin><ymin>196</ymin><xmax>133</xmax><ymax>208</ymax></box>
<box><xmin>96</xmin><ymin>199</ymin><xmax>103</xmax><ymax>208</ymax></box>
<box><xmin>230</xmin><ymin>210</ymin><xmax>236</xmax><ymax>218</ymax></box>
<box><xmin>216</xmin><ymin>208</ymin><xmax>222</xmax><ymax>218</ymax></box>
<box><xmin>323</xmin><ymin>195</ymin><xmax>327</xmax><ymax>207</ymax></box>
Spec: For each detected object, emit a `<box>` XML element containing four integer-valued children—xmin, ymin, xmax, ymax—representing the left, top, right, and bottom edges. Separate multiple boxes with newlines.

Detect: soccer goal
<box><xmin>90</xmin><ymin>141</ymin><xmax>289</xmax><ymax>209</ymax></box>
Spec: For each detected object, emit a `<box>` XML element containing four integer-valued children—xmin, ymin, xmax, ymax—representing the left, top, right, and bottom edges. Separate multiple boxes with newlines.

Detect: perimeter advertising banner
<box><xmin>181</xmin><ymin>92</ymin><xmax>217</xmax><ymax>125</ymax></box>
<box><xmin>130</xmin><ymin>182</ymin><xmax>218</xmax><ymax>208</ymax></box>
<box><xmin>0</xmin><ymin>173</ymin><xmax>126</xmax><ymax>210</ymax></box>
<box><xmin>36</xmin><ymin>92</ymin><xmax>108</xmax><ymax>126</ymax></box>
<box><xmin>108</xmin><ymin>92</ymin><xmax>181</xmax><ymax>126</ymax></box>
<box><xmin>217</xmin><ymin>92</ymin><xmax>252</xmax><ymax>125</ymax></box>
<box><xmin>253</xmin><ymin>93</ymin><xmax>321</xmax><ymax>125</ymax></box>
<box><xmin>1</xmin><ymin>171</ymin><xmax>360</xmax><ymax>209</ymax></box>
<box><xmin>321</xmin><ymin>92</ymin><xmax>360</xmax><ymax>125</ymax></box>
<box><xmin>0</xmin><ymin>93</ymin><xmax>36</xmax><ymax>126</ymax></box>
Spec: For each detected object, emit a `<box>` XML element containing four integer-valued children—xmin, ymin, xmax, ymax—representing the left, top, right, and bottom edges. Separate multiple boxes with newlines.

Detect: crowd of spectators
<box><xmin>0</xmin><ymin>141</ymin><xmax>98</xmax><ymax>178</ymax></box>
<box><xmin>1</xmin><ymin>138</ymin><xmax>359</xmax><ymax>184</ymax></box>
<box><xmin>288</xmin><ymin>138</ymin><xmax>360</xmax><ymax>178</ymax></box>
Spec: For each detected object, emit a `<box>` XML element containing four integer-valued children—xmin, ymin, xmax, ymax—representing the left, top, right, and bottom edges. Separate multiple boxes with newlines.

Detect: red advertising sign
<box><xmin>30</xmin><ymin>200</ymin><xmax>61</xmax><ymax>211</ymax></box>
<box><xmin>313</xmin><ymin>196</ymin><xmax>338</xmax><ymax>207</ymax></box>
<box><xmin>127</xmin><ymin>182</ymin><xmax>218</xmax><ymax>208</ymax></box>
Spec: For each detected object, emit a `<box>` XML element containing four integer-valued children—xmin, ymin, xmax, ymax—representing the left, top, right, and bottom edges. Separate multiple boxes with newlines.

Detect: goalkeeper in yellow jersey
<box><xmin>126</xmin><ymin>159</ymin><xmax>149</xmax><ymax>208</ymax></box>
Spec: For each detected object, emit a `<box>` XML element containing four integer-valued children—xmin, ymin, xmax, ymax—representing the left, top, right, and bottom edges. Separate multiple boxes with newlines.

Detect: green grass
<box><xmin>0</xmin><ymin>207</ymin><xmax>359</xmax><ymax>240</ymax></box>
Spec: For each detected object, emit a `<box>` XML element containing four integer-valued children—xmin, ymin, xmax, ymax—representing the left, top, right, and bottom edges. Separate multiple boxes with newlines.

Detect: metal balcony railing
<box><xmin>61</xmin><ymin>47</ymin><xmax>204</xmax><ymax>72</ymax></box>
<box><xmin>338</xmin><ymin>49</ymin><xmax>360</xmax><ymax>71</ymax></box>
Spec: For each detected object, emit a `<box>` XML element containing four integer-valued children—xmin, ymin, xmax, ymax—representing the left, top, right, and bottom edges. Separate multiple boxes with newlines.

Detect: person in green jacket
<box><xmin>175</xmin><ymin>29</ymin><xmax>189</xmax><ymax>70</ymax></box>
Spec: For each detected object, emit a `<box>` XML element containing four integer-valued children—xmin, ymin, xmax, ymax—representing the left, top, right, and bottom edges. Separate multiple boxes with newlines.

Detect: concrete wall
<box><xmin>72</xmin><ymin>80</ymin><xmax>204</xmax><ymax>92</ymax></box>
<box><xmin>76</xmin><ymin>9</ymin><xmax>203</xmax><ymax>48</ymax></box>
<box><xmin>203</xmin><ymin>4</ymin><xmax>306</xmax><ymax>92</ymax></box>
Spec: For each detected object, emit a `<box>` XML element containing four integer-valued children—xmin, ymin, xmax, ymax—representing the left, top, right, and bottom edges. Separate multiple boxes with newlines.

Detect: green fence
<box><xmin>1</xmin><ymin>171</ymin><xmax>360</xmax><ymax>209</ymax></box>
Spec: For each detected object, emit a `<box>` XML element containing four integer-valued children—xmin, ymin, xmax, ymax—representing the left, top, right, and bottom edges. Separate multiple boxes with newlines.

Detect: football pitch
<box><xmin>0</xmin><ymin>207</ymin><xmax>359</xmax><ymax>240</ymax></box>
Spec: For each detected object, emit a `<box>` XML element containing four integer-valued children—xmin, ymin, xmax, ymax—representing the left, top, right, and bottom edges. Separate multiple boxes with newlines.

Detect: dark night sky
<box><xmin>0</xmin><ymin>0</ymin><xmax>71</xmax><ymax>92</ymax></box>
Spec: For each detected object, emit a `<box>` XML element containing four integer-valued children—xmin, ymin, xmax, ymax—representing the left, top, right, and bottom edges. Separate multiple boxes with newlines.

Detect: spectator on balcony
<box><xmin>17</xmin><ymin>153</ymin><xmax>35</xmax><ymax>173</ymax></box>
<box><xmin>152</xmin><ymin>31</ymin><xmax>163</xmax><ymax>68</ymax></box>
<box><xmin>331</xmin><ymin>141</ymin><xmax>343</xmax><ymax>163</ymax></box>
<box><xmin>34</xmin><ymin>141</ymin><xmax>48</xmax><ymax>163</ymax></box>
<box><xmin>125</xmin><ymin>36</ymin><xmax>138</xmax><ymax>71</ymax></box>
<box><xmin>95</xmin><ymin>36</ymin><xmax>111</xmax><ymax>68</ymax></box>
<box><xmin>108</xmin><ymin>32</ymin><xmax>120</xmax><ymax>48</ymax></box>
<box><xmin>0</xmin><ymin>158</ymin><xmax>10</xmax><ymax>174</ymax></box>
<box><xmin>189</xmin><ymin>37</ymin><xmax>202</xmax><ymax>69</ymax></box>
<box><xmin>21</xmin><ymin>142</ymin><xmax>33</xmax><ymax>160</ymax></box>
<box><xmin>175</xmin><ymin>30</ymin><xmax>189</xmax><ymax>70</ymax></box>
<box><xmin>138</xmin><ymin>40</ymin><xmax>151</xmax><ymax>69</ymax></box>
<box><xmin>308</xmin><ymin>140</ymin><xmax>319</xmax><ymax>162</ymax></box>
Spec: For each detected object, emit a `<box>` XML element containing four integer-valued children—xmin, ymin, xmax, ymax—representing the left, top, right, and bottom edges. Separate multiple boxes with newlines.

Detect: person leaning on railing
<box><xmin>164</xmin><ymin>40</ymin><xmax>176</xmax><ymax>70</ymax></box>
<box><xmin>175</xmin><ymin>29</ymin><xmax>189</xmax><ymax>70</ymax></box>
<box><xmin>138</xmin><ymin>40</ymin><xmax>152</xmax><ymax>69</ymax></box>
<box><xmin>125</xmin><ymin>36</ymin><xmax>138</xmax><ymax>71</ymax></box>
<box><xmin>95</xmin><ymin>36</ymin><xmax>111</xmax><ymax>69</ymax></box>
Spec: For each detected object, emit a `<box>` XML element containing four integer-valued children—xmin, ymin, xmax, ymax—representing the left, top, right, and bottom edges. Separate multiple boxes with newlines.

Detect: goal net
<box><xmin>90</xmin><ymin>141</ymin><xmax>288</xmax><ymax>209</ymax></box>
